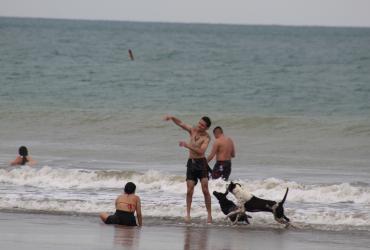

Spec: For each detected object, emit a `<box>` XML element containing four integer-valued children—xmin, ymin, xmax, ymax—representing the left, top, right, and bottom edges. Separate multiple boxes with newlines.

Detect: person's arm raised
<box><xmin>163</xmin><ymin>115</ymin><xmax>192</xmax><ymax>133</ymax></box>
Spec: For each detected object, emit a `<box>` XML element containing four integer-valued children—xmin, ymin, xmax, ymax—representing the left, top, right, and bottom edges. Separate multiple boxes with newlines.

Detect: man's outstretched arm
<box><xmin>163</xmin><ymin>115</ymin><xmax>192</xmax><ymax>133</ymax></box>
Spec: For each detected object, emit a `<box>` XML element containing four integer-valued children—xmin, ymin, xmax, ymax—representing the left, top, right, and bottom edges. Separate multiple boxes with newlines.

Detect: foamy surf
<box><xmin>1</xmin><ymin>166</ymin><xmax>369</xmax><ymax>202</ymax></box>
<box><xmin>0</xmin><ymin>166</ymin><xmax>369</xmax><ymax>231</ymax></box>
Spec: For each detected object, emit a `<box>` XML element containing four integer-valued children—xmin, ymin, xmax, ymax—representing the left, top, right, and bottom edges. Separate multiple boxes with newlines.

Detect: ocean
<box><xmin>0</xmin><ymin>17</ymin><xmax>369</xmax><ymax>232</ymax></box>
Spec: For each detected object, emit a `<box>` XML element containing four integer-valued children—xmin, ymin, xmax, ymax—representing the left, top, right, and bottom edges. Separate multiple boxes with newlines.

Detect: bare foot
<box><xmin>184</xmin><ymin>216</ymin><xmax>191</xmax><ymax>224</ymax></box>
<box><xmin>207</xmin><ymin>216</ymin><xmax>212</xmax><ymax>224</ymax></box>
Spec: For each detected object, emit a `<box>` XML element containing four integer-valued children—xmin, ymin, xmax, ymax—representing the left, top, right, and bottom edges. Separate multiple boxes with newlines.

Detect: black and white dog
<box><xmin>226</xmin><ymin>182</ymin><xmax>291</xmax><ymax>226</ymax></box>
<box><xmin>213</xmin><ymin>191</ymin><xmax>252</xmax><ymax>224</ymax></box>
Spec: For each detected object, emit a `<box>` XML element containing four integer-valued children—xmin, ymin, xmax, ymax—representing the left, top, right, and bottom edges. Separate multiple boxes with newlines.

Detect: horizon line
<box><xmin>1</xmin><ymin>15</ymin><xmax>370</xmax><ymax>29</ymax></box>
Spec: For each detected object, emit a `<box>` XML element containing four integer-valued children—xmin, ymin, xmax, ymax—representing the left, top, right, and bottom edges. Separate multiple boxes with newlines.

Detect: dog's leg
<box><xmin>226</xmin><ymin>209</ymin><xmax>241</xmax><ymax>218</ymax></box>
<box><xmin>232</xmin><ymin>213</ymin><xmax>241</xmax><ymax>225</ymax></box>
<box><xmin>274</xmin><ymin>215</ymin><xmax>292</xmax><ymax>228</ymax></box>
<box><xmin>239</xmin><ymin>206</ymin><xmax>246</xmax><ymax>215</ymax></box>
<box><xmin>287</xmin><ymin>223</ymin><xmax>298</xmax><ymax>229</ymax></box>
<box><xmin>283</xmin><ymin>215</ymin><xmax>290</xmax><ymax>222</ymax></box>
<box><xmin>233</xmin><ymin>206</ymin><xmax>246</xmax><ymax>225</ymax></box>
<box><xmin>244</xmin><ymin>214</ymin><xmax>250</xmax><ymax>224</ymax></box>
<box><xmin>276</xmin><ymin>218</ymin><xmax>288</xmax><ymax>225</ymax></box>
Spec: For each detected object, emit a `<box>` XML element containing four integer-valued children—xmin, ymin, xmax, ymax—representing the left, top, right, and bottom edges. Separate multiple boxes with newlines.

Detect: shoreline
<box><xmin>1</xmin><ymin>211</ymin><xmax>370</xmax><ymax>250</ymax></box>
<box><xmin>1</xmin><ymin>209</ymin><xmax>370</xmax><ymax>233</ymax></box>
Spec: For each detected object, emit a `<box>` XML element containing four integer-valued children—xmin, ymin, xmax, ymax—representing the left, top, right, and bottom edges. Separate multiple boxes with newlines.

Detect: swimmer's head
<box><xmin>198</xmin><ymin>116</ymin><xmax>211</xmax><ymax>131</ymax></box>
<box><xmin>213</xmin><ymin>126</ymin><xmax>223</xmax><ymax>138</ymax></box>
<box><xmin>19</xmin><ymin>146</ymin><xmax>28</xmax><ymax>157</ymax></box>
<box><xmin>124</xmin><ymin>182</ymin><xmax>136</xmax><ymax>194</ymax></box>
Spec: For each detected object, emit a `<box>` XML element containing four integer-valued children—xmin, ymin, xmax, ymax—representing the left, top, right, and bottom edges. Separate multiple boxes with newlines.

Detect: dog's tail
<box><xmin>280</xmin><ymin>188</ymin><xmax>289</xmax><ymax>204</ymax></box>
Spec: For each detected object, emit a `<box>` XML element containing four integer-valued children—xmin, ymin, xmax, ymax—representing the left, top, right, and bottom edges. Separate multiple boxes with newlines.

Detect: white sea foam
<box><xmin>1</xmin><ymin>196</ymin><xmax>369</xmax><ymax>231</ymax></box>
<box><xmin>1</xmin><ymin>166</ymin><xmax>369</xmax><ymax>203</ymax></box>
<box><xmin>0</xmin><ymin>166</ymin><xmax>369</xmax><ymax>231</ymax></box>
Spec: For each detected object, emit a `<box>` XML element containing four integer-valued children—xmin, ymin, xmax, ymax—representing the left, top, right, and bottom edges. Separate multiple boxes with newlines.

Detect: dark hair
<box><xmin>18</xmin><ymin>146</ymin><xmax>29</xmax><ymax>165</ymax></box>
<box><xmin>201</xmin><ymin>116</ymin><xmax>211</xmax><ymax>128</ymax></box>
<box><xmin>124</xmin><ymin>182</ymin><xmax>136</xmax><ymax>194</ymax></box>
<box><xmin>213</xmin><ymin>126</ymin><xmax>223</xmax><ymax>134</ymax></box>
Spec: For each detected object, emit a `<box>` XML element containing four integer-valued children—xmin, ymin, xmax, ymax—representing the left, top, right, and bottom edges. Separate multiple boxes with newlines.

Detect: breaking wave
<box><xmin>0</xmin><ymin>166</ymin><xmax>369</xmax><ymax>203</ymax></box>
<box><xmin>0</xmin><ymin>166</ymin><xmax>369</xmax><ymax>231</ymax></box>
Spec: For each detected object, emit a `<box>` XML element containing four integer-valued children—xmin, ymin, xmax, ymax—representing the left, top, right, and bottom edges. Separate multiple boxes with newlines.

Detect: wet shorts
<box><xmin>105</xmin><ymin>210</ymin><xmax>137</xmax><ymax>226</ymax></box>
<box><xmin>186</xmin><ymin>158</ymin><xmax>210</xmax><ymax>185</ymax></box>
<box><xmin>211</xmin><ymin>160</ymin><xmax>231</xmax><ymax>181</ymax></box>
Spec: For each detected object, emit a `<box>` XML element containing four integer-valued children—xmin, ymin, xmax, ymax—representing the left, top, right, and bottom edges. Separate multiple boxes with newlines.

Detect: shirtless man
<box><xmin>207</xmin><ymin>126</ymin><xmax>235</xmax><ymax>181</ymax></box>
<box><xmin>164</xmin><ymin>115</ymin><xmax>212</xmax><ymax>223</ymax></box>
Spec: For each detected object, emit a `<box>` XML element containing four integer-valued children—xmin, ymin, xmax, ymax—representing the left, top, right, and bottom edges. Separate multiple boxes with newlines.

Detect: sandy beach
<box><xmin>1</xmin><ymin>211</ymin><xmax>369</xmax><ymax>250</ymax></box>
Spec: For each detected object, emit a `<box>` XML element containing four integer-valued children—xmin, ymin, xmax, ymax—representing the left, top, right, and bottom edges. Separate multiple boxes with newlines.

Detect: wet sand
<box><xmin>0</xmin><ymin>212</ymin><xmax>369</xmax><ymax>250</ymax></box>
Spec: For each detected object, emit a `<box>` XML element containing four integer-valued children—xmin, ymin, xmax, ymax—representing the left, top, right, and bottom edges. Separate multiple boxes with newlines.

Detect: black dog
<box><xmin>213</xmin><ymin>191</ymin><xmax>251</xmax><ymax>224</ymax></box>
<box><xmin>226</xmin><ymin>182</ymin><xmax>290</xmax><ymax>226</ymax></box>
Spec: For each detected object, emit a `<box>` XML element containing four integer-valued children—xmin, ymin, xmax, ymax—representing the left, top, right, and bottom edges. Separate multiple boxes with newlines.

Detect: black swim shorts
<box><xmin>186</xmin><ymin>158</ymin><xmax>210</xmax><ymax>185</ymax></box>
<box><xmin>211</xmin><ymin>160</ymin><xmax>231</xmax><ymax>181</ymax></box>
<box><xmin>105</xmin><ymin>210</ymin><xmax>137</xmax><ymax>226</ymax></box>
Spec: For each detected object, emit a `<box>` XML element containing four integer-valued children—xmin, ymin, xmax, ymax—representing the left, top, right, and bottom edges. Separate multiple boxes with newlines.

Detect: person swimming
<box><xmin>100</xmin><ymin>182</ymin><xmax>143</xmax><ymax>226</ymax></box>
<box><xmin>10</xmin><ymin>146</ymin><xmax>36</xmax><ymax>166</ymax></box>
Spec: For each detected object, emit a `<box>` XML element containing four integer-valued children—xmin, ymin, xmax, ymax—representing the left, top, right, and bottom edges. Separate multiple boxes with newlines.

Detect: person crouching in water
<box><xmin>10</xmin><ymin>146</ymin><xmax>36</xmax><ymax>166</ymax></box>
<box><xmin>207</xmin><ymin>126</ymin><xmax>235</xmax><ymax>181</ymax></box>
<box><xmin>100</xmin><ymin>182</ymin><xmax>142</xmax><ymax>226</ymax></box>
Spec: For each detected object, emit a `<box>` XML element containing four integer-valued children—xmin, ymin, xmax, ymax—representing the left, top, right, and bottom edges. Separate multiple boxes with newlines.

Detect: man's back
<box><xmin>207</xmin><ymin>128</ymin><xmax>235</xmax><ymax>181</ymax></box>
<box><xmin>216</xmin><ymin>135</ymin><xmax>235</xmax><ymax>161</ymax></box>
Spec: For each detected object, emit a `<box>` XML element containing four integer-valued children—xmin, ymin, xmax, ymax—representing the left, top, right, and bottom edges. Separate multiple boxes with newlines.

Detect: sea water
<box><xmin>0</xmin><ymin>17</ymin><xmax>369</xmax><ymax>231</ymax></box>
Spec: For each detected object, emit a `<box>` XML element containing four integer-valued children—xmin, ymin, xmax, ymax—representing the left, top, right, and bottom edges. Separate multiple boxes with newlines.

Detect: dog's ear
<box><xmin>226</xmin><ymin>182</ymin><xmax>233</xmax><ymax>191</ymax></box>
